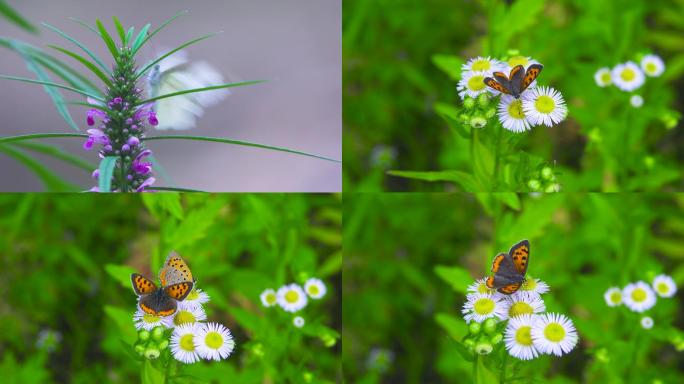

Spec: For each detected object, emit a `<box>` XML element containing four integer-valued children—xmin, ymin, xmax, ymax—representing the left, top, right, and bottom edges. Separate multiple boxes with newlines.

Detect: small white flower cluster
<box><xmin>462</xmin><ymin>276</ymin><xmax>578</xmax><ymax>360</ymax></box>
<box><xmin>604</xmin><ymin>274</ymin><xmax>677</xmax><ymax>329</ymax></box>
<box><xmin>457</xmin><ymin>55</ymin><xmax>567</xmax><ymax>133</ymax></box>
<box><xmin>594</xmin><ymin>54</ymin><xmax>665</xmax><ymax>108</ymax></box>
<box><xmin>260</xmin><ymin>277</ymin><xmax>327</xmax><ymax>328</ymax></box>
<box><xmin>133</xmin><ymin>287</ymin><xmax>235</xmax><ymax>364</ymax></box>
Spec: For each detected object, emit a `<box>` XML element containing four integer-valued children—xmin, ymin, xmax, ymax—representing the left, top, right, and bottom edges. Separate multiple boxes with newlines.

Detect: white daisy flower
<box><xmin>531</xmin><ymin>313</ymin><xmax>579</xmax><ymax>356</ymax></box>
<box><xmin>640</xmin><ymin>316</ymin><xmax>654</xmax><ymax>330</ymax></box>
<box><xmin>501</xmin><ymin>292</ymin><xmax>546</xmax><ymax>319</ymax></box>
<box><xmin>522</xmin><ymin>86</ymin><xmax>567</xmax><ymax>127</ymax></box>
<box><xmin>630</xmin><ymin>95</ymin><xmax>643</xmax><ymax>108</ymax></box>
<box><xmin>505</xmin><ymin>55</ymin><xmax>541</xmax><ymax>71</ymax></box>
<box><xmin>594</xmin><ymin>67</ymin><xmax>612</xmax><ymax>87</ymax></box>
<box><xmin>461</xmin><ymin>293</ymin><xmax>507</xmax><ymax>323</ymax></box>
<box><xmin>461</xmin><ymin>56</ymin><xmax>504</xmax><ymax>75</ymax></box>
<box><xmin>293</xmin><ymin>316</ymin><xmax>305</xmax><ymax>328</ymax></box>
<box><xmin>622</xmin><ymin>281</ymin><xmax>657</xmax><ymax>312</ymax></box>
<box><xmin>611</xmin><ymin>62</ymin><xmax>645</xmax><ymax>92</ymax></box>
<box><xmin>194</xmin><ymin>322</ymin><xmax>236</xmax><ymax>361</ymax></box>
<box><xmin>652</xmin><ymin>274</ymin><xmax>677</xmax><ymax>298</ymax></box>
<box><xmin>133</xmin><ymin>308</ymin><xmax>172</xmax><ymax>331</ymax></box>
<box><xmin>519</xmin><ymin>277</ymin><xmax>550</xmax><ymax>298</ymax></box>
<box><xmin>603</xmin><ymin>287</ymin><xmax>623</xmax><ymax>307</ymax></box>
<box><xmin>304</xmin><ymin>278</ymin><xmax>327</xmax><ymax>299</ymax></box>
<box><xmin>457</xmin><ymin>71</ymin><xmax>493</xmax><ymax>100</ymax></box>
<box><xmin>171</xmin><ymin>305</ymin><xmax>207</xmax><ymax>328</ymax></box>
<box><xmin>276</xmin><ymin>284</ymin><xmax>308</xmax><ymax>313</ymax></box>
<box><xmin>170</xmin><ymin>323</ymin><xmax>202</xmax><ymax>364</ymax></box>
<box><xmin>260</xmin><ymin>288</ymin><xmax>278</xmax><ymax>307</ymax></box>
<box><xmin>178</xmin><ymin>288</ymin><xmax>210</xmax><ymax>311</ymax></box>
<box><xmin>640</xmin><ymin>54</ymin><xmax>665</xmax><ymax>77</ymax></box>
<box><xmin>466</xmin><ymin>277</ymin><xmax>498</xmax><ymax>296</ymax></box>
<box><xmin>498</xmin><ymin>95</ymin><xmax>533</xmax><ymax>133</ymax></box>
<box><xmin>504</xmin><ymin>314</ymin><xmax>540</xmax><ymax>360</ymax></box>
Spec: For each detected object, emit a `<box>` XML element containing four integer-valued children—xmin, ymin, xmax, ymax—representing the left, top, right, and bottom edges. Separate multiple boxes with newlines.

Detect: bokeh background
<box><xmin>343</xmin><ymin>0</ymin><xmax>684</xmax><ymax>192</ymax></box>
<box><xmin>343</xmin><ymin>193</ymin><xmax>684</xmax><ymax>383</ymax></box>
<box><xmin>0</xmin><ymin>194</ymin><xmax>342</xmax><ymax>383</ymax></box>
<box><xmin>0</xmin><ymin>0</ymin><xmax>341</xmax><ymax>192</ymax></box>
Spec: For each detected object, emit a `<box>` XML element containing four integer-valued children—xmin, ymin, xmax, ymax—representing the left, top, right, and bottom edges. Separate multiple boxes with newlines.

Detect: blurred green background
<box><xmin>343</xmin><ymin>0</ymin><xmax>684</xmax><ymax>192</ymax></box>
<box><xmin>343</xmin><ymin>192</ymin><xmax>684</xmax><ymax>383</ymax></box>
<box><xmin>0</xmin><ymin>194</ymin><xmax>341</xmax><ymax>383</ymax></box>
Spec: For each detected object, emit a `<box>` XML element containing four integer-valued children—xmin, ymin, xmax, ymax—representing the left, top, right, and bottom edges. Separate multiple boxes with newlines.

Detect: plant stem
<box><xmin>500</xmin><ymin>350</ymin><xmax>509</xmax><ymax>384</ymax></box>
<box><xmin>492</xmin><ymin>122</ymin><xmax>503</xmax><ymax>189</ymax></box>
<box><xmin>473</xmin><ymin>355</ymin><xmax>479</xmax><ymax>383</ymax></box>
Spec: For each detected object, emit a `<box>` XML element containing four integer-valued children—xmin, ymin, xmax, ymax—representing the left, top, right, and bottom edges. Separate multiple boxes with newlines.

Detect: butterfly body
<box><xmin>131</xmin><ymin>252</ymin><xmax>194</xmax><ymax>317</ymax></box>
<box><xmin>484</xmin><ymin>64</ymin><xmax>543</xmax><ymax>98</ymax></box>
<box><xmin>485</xmin><ymin>240</ymin><xmax>530</xmax><ymax>294</ymax></box>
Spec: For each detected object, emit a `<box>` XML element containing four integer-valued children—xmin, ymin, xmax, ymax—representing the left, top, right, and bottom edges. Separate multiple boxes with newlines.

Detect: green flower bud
<box><xmin>477</xmin><ymin>93</ymin><xmax>490</xmax><ymax>108</ymax></box>
<box><xmin>644</xmin><ymin>156</ymin><xmax>655</xmax><ymax>169</ymax></box>
<box><xmin>545</xmin><ymin>184</ymin><xmax>560</xmax><ymax>193</ymax></box>
<box><xmin>468</xmin><ymin>321</ymin><xmax>482</xmax><ymax>335</ymax></box>
<box><xmin>303</xmin><ymin>372</ymin><xmax>313</xmax><ymax>383</ymax></box>
<box><xmin>464</xmin><ymin>338</ymin><xmax>476</xmax><ymax>350</ymax></box>
<box><xmin>474</xmin><ymin>340</ymin><xmax>493</xmax><ymax>355</ymax></box>
<box><xmin>541</xmin><ymin>167</ymin><xmax>554</xmax><ymax>181</ymax></box>
<box><xmin>151</xmin><ymin>326</ymin><xmax>165</xmax><ymax>341</ymax></box>
<box><xmin>144</xmin><ymin>346</ymin><xmax>160</xmax><ymax>360</ymax></box>
<box><xmin>490</xmin><ymin>333</ymin><xmax>503</xmax><ymax>345</ymax></box>
<box><xmin>134</xmin><ymin>344</ymin><xmax>145</xmax><ymax>356</ymax></box>
<box><xmin>463</xmin><ymin>97</ymin><xmax>476</xmax><ymax>109</ymax></box>
<box><xmin>158</xmin><ymin>340</ymin><xmax>169</xmax><ymax>350</ymax></box>
<box><xmin>528</xmin><ymin>179</ymin><xmax>541</xmax><ymax>191</ymax></box>
<box><xmin>138</xmin><ymin>330</ymin><xmax>150</xmax><ymax>342</ymax></box>
<box><xmin>459</xmin><ymin>113</ymin><xmax>470</xmax><ymax>123</ymax></box>
<box><xmin>252</xmin><ymin>343</ymin><xmax>265</xmax><ymax>358</ymax></box>
<box><xmin>470</xmin><ymin>116</ymin><xmax>487</xmax><ymax>129</ymax></box>
<box><xmin>321</xmin><ymin>334</ymin><xmax>337</xmax><ymax>348</ymax></box>
<box><xmin>595</xmin><ymin>347</ymin><xmax>610</xmax><ymax>363</ymax></box>
<box><xmin>485</xmin><ymin>107</ymin><xmax>496</xmax><ymax>119</ymax></box>
<box><xmin>483</xmin><ymin>318</ymin><xmax>498</xmax><ymax>335</ymax></box>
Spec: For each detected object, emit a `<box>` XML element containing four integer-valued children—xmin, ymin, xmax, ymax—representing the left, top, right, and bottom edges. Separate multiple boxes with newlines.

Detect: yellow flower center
<box><xmin>535</xmin><ymin>95</ymin><xmax>555</xmax><ymax>114</ymax></box>
<box><xmin>285</xmin><ymin>290</ymin><xmax>299</xmax><ymax>303</ymax></box>
<box><xmin>620</xmin><ymin>68</ymin><xmax>636</xmax><ymax>81</ymax></box>
<box><xmin>631</xmin><ymin>288</ymin><xmax>647</xmax><ymax>302</ymax></box>
<box><xmin>508</xmin><ymin>99</ymin><xmax>525</xmax><ymax>119</ymax></box>
<box><xmin>266</xmin><ymin>293</ymin><xmax>277</xmax><ymax>305</ymax></box>
<box><xmin>522</xmin><ymin>279</ymin><xmax>537</xmax><ymax>291</ymax></box>
<box><xmin>471</xmin><ymin>59</ymin><xmax>491</xmax><ymax>71</ymax></box>
<box><xmin>645</xmin><ymin>62</ymin><xmax>657</xmax><ymax>74</ymax></box>
<box><xmin>515</xmin><ymin>325</ymin><xmax>533</xmax><ymax>346</ymax></box>
<box><xmin>180</xmin><ymin>334</ymin><xmax>195</xmax><ymax>352</ymax></box>
<box><xmin>509</xmin><ymin>302</ymin><xmax>534</xmax><ymax>317</ymax></box>
<box><xmin>205</xmin><ymin>331</ymin><xmax>224</xmax><ymax>349</ymax></box>
<box><xmin>610</xmin><ymin>291</ymin><xmax>622</xmax><ymax>304</ymax></box>
<box><xmin>473</xmin><ymin>298</ymin><xmax>495</xmax><ymax>314</ymax></box>
<box><xmin>477</xmin><ymin>283</ymin><xmax>491</xmax><ymax>294</ymax></box>
<box><xmin>544</xmin><ymin>323</ymin><xmax>566</xmax><ymax>342</ymax></box>
<box><xmin>174</xmin><ymin>310</ymin><xmax>196</xmax><ymax>326</ymax></box>
<box><xmin>186</xmin><ymin>290</ymin><xmax>200</xmax><ymax>301</ymax></box>
<box><xmin>143</xmin><ymin>314</ymin><xmax>161</xmax><ymax>323</ymax></box>
<box><xmin>308</xmin><ymin>285</ymin><xmax>320</xmax><ymax>296</ymax></box>
<box><xmin>656</xmin><ymin>282</ymin><xmax>669</xmax><ymax>295</ymax></box>
<box><xmin>467</xmin><ymin>75</ymin><xmax>486</xmax><ymax>91</ymax></box>
<box><xmin>508</xmin><ymin>56</ymin><xmax>529</xmax><ymax>67</ymax></box>
<box><xmin>600</xmin><ymin>72</ymin><xmax>612</xmax><ymax>83</ymax></box>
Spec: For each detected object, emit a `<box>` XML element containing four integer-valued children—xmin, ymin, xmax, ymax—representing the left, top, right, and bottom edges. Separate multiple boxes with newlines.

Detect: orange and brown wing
<box><xmin>164</xmin><ymin>282</ymin><xmax>194</xmax><ymax>301</ymax></box>
<box><xmin>131</xmin><ymin>273</ymin><xmax>158</xmax><ymax>296</ymax></box>
<box><xmin>509</xmin><ymin>240</ymin><xmax>530</xmax><ymax>276</ymax></box>
<box><xmin>490</xmin><ymin>253</ymin><xmax>506</xmax><ymax>273</ymax></box>
<box><xmin>508</xmin><ymin>65</ymin><xmax>524</xmax><ymax>81</ymax></box>
<box><xmin>485</xmin><ymin>276</ymin><xmax>496</xmax><ymax>289</ymax></box>
<box><xmin>521</xmin><ymin>64</ymin><xmax>543</xmax><ymax>91</ymax></box>
<box><xmin>483</xmin><ymin>77</ymin><xmax>511</xmax><ymax>95</ymax></box>
<box><xmin>497</xmin><ymin>282</ymin><xmax>522</xmax><ymax>295</ymax></box>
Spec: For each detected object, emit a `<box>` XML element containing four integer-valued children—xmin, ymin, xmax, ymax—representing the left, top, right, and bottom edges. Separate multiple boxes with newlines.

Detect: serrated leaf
<box><xmin>98</xmin><ymin>156</ymin><xmax>118</xmax><ymax>192</ymax></box>
<box><xmin>434</xmin><ymin>265</ymin><xmax>471</xmax><ymax>293</ymax></box>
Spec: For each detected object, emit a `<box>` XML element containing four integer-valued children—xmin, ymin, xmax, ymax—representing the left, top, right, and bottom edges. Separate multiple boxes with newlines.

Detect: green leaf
<box><xmin>475</xmin><ymin>355</ymin><xmax>498</xmax><ymax>384</ymax></box>
<box><xmin>0</xmin><ymin>145</ymin><xmax>77</xmax><ymax>191</ymax></box>
<box><xmin>432</xmin><ymin>54</ymin><xmax>464</xmax><ymax>80</ymax></box>
<box><xmin>0</xmin><ymin>133</ymin><xmax>88</xmax><ymax>145</ymax></box>
<box><xmin>434</xmin><ymin>102</ymin><xmax>469</xmax><ymax>138</ymax></box>
<box><xmin>434</xmin><ymin>265</ymin><xmax>471</xmax><ymax>293</ymax></box>
<box><xmin>0</xmin><ymin>1</ymin><xmax>38</xmax><ymax>33</ymax></box>
<box><xmin>131</xmin><ymin>23</ymin><xmax>151</xmax><ymax>53</ymax></box>
<box><xmin>141</xmin><ymin>193</ymin><xmax>184</xmax><ymax>220</ymax></box>
<box><xmin>493</xmin><ymin>193</ymin><xmax>521</xmax><ymax>210</ymax></box>
<box><xmin>112</xmin><ymin>16</ymin><xmax>126</xmax><ymax>44</ymax></box>
<box><xmin>126</xmin><ymin>27</ymin><xmax>135</xmax><ymax>45</ymax></box>
<box><xmin>318</xmin><ymin>251</ymin><xmax>342</xmax><ymax>278</ymax></box>
<box><xmin>10</xmin><ymin>141</ymin><xmax>92</xmax><ymax>171</ymax></box>
<box><xmin>387</xmin><ymin>170</ymin><xmax>481</xmax><ymax>191</ymax></box>
<box><xmin>28</xmin><ymin>49</ymin><xmax>102</xmax><ymax>97</ymax></box>
<box><xmin>0</xmin><ymin>75</ymin><xmax>105</xmax><ymax>101</ymax></box>
<box><xmin>103</xmin><ymin>305</ymin><xmax>136</xmax><ymax>341</ymax></box>
<box><xmin>472</xmin><ymin>131</ymin><xmax>494</xmax><ymax>189</ymax></box>
<box><xmin>494</xmin><ymin>0</ymin><xmax>546</xmax><ymax>51</ymax></box>
<box><xmin>42</xmin><ymin>22</ymin><xmax>110</xmax><ymax>73</ymax></box>
<box><xmin>132</xmin><ymin>10</ymin><xmax>189</xmax><ymax>55</ymax></box>
<box><xmin>68</xmin><ymin>17</ymin><xmax>101</xmax><ymax>36</ymax></box>
<box><xmin>9</xmin><ymin>41</ymin><xmax>80</xmax><ymax>131</ymax></box>
<box><xmin>138</xmin><ymin>80</ymin><xmax>266</xmax><ymax>105</ymax></box>
<box><xmin>435</xmin><ymin>313</ymin><xmax>468</xmax><ymax>341</ymax></box>
<box><xmin>48</xmin><ymin>45</ymin><xmax>112</xmax><ymax>87</ymax></box>
<box><xmin>97</xmin><ymin>156</ymin><xmax>118</xmax><ymax>192</ymax></box>
<box><xmin>105</xmin><ymin>264</ymin><xmax>136</xmax><ymax>288</ymax></box>
<box><xmin>136</xmin><ymin>32</ymin><xmax>220</xmax><ymax>79</ymax></box>
<box><xmin>142</xmin><ymin>135</ymin><xmax>340</xmax><ymax>162</ymax></box>
<box><xmin>96</xmin><ymin>19</ymin><xmax>119</xmax><ymax>58</ymax></box>
<box><xmin>66</xmin><ymin>101</ymin><xmax>111</xmax><ymax>113</ymax></box>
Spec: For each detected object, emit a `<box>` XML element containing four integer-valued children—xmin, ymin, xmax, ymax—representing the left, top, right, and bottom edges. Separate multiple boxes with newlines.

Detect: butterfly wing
<box><xmin>520</xmin><ymin>64</ymin><xmax>543</xmax><ymax>93</ymax></box>
<box><xmin>159</xmin><ymin>251</ymin><xmax>194</xmax><ymax>286</ymax></box>
<box><xmin>164</xmin><ymin>282</ymin><xmax>194</xmax><ymax>301</ymax></box>
<box><xmin>497</xmin><ymin>282</ymin><xmax>522</xmax><ymax>295</ymax></box>
<box><xmin>508</xmin><ymin>65</ymin><xmax>526</xmax><ymax>97</ymax></box>
<box><xmin>139</xmin><ymin>291</ymin><xmax>177</xmax><ymax>316</ymax></box>
<box><xmin>131</xmin><ymin>273</ymin><xmax>158</xmax><ymax>296</ymax></box>
<box><xmin>508</xmin><ymin>239</ymin><xmax>530</xmax><ymax>276</ymax></box>
<box><xmin>486</xmin><ymin>252</ymin><xmax>523</xmax><ymax>289</ymax></box>
<box><xmin>483</xmin><ymin>77</ymin><xmax>512</xmax><ymax>95</ymax></box>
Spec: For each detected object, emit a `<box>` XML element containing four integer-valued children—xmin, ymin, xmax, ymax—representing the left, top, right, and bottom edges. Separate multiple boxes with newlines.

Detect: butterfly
<box><xmin>131</xmin><ymin>251</ymin><xmax>195</xmax><ymax>317</ymax></box>
<box><xmin>483</xmin><ymin>64</ymin><xmax>543</xmax><ymax>98</ymax></box>
<box><xmin>147</xmin><ymin>50</ymin><xmax>230</xmax><ymax>130</ymax></box>
<box><xmin>485</xmin><ymin>240</ymin><xmax>530</xmax><ymax>294</ymax></box>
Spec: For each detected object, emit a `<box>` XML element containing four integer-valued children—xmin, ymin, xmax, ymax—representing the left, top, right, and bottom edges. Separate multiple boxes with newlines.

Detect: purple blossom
<box><xmin>136</xmin><ymin>177</ymin><xmax>156</xmax><ymax>192</ymax></box>
<box><xmin>83</xmin><ymin>129</ymin><xmax>110</xmax><ymax>150</ymax></box>
<box><xmin>91</xmin><ymin>169</ymin><xmax>100</xmax><ymax>179</ymax></box>
<box><xmin>133</xmin><ymin>103</ymin><xmax>159</xmax><ymax>126</ymax></box>
<box><xmin>132</xmin><ymin>149</ymin><xmax>153</xmax><ymax>175</ymax></box>
<box><xmin>127</xmin><ymin>136</ymin><xmax>140</xmax><ymax>147</ymax></box>
<box><xmin>87</xmin><ymin>109</ymin><xmax>106</xmax><ymax>126</ymax></box>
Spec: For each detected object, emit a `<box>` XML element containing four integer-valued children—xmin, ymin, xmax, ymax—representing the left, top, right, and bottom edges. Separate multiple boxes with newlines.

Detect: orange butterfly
<box><xmin>485</xmin><ymin>240</ymin><xmax>530</xmax><ymax>294</ymax></box>
<box><xmin>484</xmin><ymin>65</ymin><xmax>543</xmax><ymax>98</ymax></box>
<box><xmin>131</xmin><ymin>252</ymin><xmax>194</xmax><ymax>316</ymax></box>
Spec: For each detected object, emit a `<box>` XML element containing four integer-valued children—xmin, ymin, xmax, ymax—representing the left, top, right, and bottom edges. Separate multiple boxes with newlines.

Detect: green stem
<box><xmin>500</xmin><ymin>350</ymin><xmax>509</xmax><ymax>384</ymax></box>
<box><xmin>120</xmin><ymin>154</ymin><xmax>127</xmax><ymax>192</ymax></box>
<box><xmin>492</xmin><ymin>122</ymin><xmax>503</xmax><ymax>189</ymax></box>
<box><xmin>473</xmin><ymin>355</ymin><xmax>479</xmax><ymax>383</ymax></box>
<box><xmin>0</xmin><ymin>133</ymin><xmax>88</xmax><ymax>144</ymax></box>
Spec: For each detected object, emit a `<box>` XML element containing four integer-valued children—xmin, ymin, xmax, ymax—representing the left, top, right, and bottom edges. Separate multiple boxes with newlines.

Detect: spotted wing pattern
<box><xmin>509</xmin><ymin>240</ymin><xmax>530</xmax><ymax>275</ymax></box>
<box><xmin>159</xmin><ymin>251</ymin><xmax>194</xmax><ymax>286</ymax></box>
<box><xmin>483</xmin><ymin>77</ymin><xmax>512</xmax><ymax>95</ymax></box>
<box><xmin>139</xmin><ymin>293</ymin><xmax>177</xmax><ymax>316</ymax></box>
<box><xmin>164</xmin><ymin>282</ymin><xmax>194</xmax><ymax>301</ymax></box>
<box><xmin>498</xmin><ymin>282</ymin><xmax>522</xmax><ymax>295</ymax></box>
<box><xmin>521</xmin><ymin>64</ymin><xmax>543</xmax><ymax>92</ymax></box>
<box><xmin>131</xmin><ymin>273</ymin><xmax>158</xmax><ymax>295</ymax></box>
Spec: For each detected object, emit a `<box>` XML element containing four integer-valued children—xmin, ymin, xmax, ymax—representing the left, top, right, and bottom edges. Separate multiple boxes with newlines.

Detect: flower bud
<box><xmin>158</xmin><ymin>340</ymin><xmax>169</xmax><ymax>350</ymax></box>
<box><xmin>463</xmin><ymin>97</ymin><xmax>476</xmax><ymax>109</ymax></box>
<box><xmin>134</xmin><ymin>343</ymin><xmax>145</xmax><ymax>356</ymax></box>
<box><xmin>474</xmin><ymin>340</ymin><xmax>493</xmax><ymax>355</ymax></box>
<box><xmin>545</xmin><ymin>184</ymin><xmax>560</xmax><ymax>193</ymax></box>
<box><xmin>144</xmin><ymin>346</ymin><xmax>160</xmax><ymax>360</ymax></box>
<box><xmin>138</xmin><ymin>330</ymin><xmax>150</xmax><ymax>342</ymax></box>
<box><xmin>643</xmin><ymin>156</ymin><xmax>655</xmax><ymax>169</ymax></box>
<box><xmin>151</xmin><ymin>326</ymin><xmax>165</xmax><ymax>341</ymax></box>
<box><xmin>482</xmin><ymin>318</ymin><xmax>497</xmax><ymax>335</ymax></box>
<box><xmin>485</xmin><ymin>107</ymin><xmax>496</xmax><ymax>119</ymax></box>
<box><xmin>468</xmin><ymin>321</ymin><xmax>482</xmax><ymax>335</ymax></box>
<box><xmin>470</xmin><ymin>116</ymin><xmax>487</xmax><ymax>129</ymax></box>
<box><xmin>528</xmin><ymin>179</ymin><xmax>541</xmax><ymax>191</ymax></box>
<box><xmin>477</xmin><ymin>93</ymin><xmax>490</xmax><ymax>108</ymax></box>
<box><xmin>464</xmin><ymin>338</ymin><xmax>475</xmax><ymax>350</ymax></box>
<box><xmin>490</xmin><ymin>333</ymin><xmax>503</xmax><ymax>345</ymax></box>
<box><xmin>541</xmin><ymin>167</ymin><xmax>554</xmax><ymax>180</ymax></box>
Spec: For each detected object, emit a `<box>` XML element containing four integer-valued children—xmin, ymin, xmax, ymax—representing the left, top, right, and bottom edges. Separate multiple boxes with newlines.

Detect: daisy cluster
<box><xmin>594</xmin><ymin>54</ymin><xmax>665</xmax><ymax>108</ymax></box>
<box><xmin>260</xmin><ymin>278</ymin><xmax>327</xmax><ymax>328</ymax></box>
<box><xmin>132</xmin><ymin>287</ymin><xmax>236</xmax><ymax>364</ymax></box>
<box><xmin>461</xmin><ymin>276</ymin><xmax>578</xmax><ymax>360</ymax></box>
<box><xmin>457</xmin><ymin>54</ymin><xmax>567</xmax><ymax>133</ymax></box>
<box><xmin>604</xmin><ymin>274</ymin><xmax>677</xmax><ymax>330</ymax></box>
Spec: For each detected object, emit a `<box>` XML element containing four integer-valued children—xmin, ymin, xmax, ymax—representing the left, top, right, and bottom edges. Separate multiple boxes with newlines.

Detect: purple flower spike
<box><xmin>83</xmin><ymin>138</ymin><xmax>95</xmax><ymax>150</ymax></box>
<box><xmin>127</xmin><ymin>136</ymin><xmax>140</xmax><ymax>147</ymax></box>
<box><xmin>112</xmin><ymin>97</ymin><xmax>123</xmax><ymax>105</ymax></box>
<box><xmin>148</xmin><ymin>111</ymin><xmax>159</xmax><ymax>126</ymax></box>
<box><xmin>131</xmin><ymin>124</ymin><xmax>139</xmax><ymax>131</ymax></box>
<box><xmin>132</xmin><ymin>149</ymin><xmax>153</xmax><ymax>175</ymax></box>
<box><xmin>121</xmin><ymin>144</ymin><xmax>130</xmax><ymax>152</ymax></box>
<box><xmin>136</xmin><ymin>177</ymin><xmax>156</xmax><ymax>192</ymax></box>
<box><xmin>92</xmin><ymin>169</ymin><xmax>100</xmax><ymax>179</ymax></box>
<box><xmin>103</xmin><ymin>144</ymin><xmax>113</xmax><ymax>152</ymax></box>
<box><xmin>87</xmin><ymin>109</ymin><xmax>106</xmax><ymax>126</ymax></box>
<box><xmin>83</xmin><ymin>129</ymin><xmax>109</xmax><ymax>151</ymax></box>
<box><xmin>126</xmin><ymin>118</ymin><xmax>133</xmax><ymax>125</ymax></box>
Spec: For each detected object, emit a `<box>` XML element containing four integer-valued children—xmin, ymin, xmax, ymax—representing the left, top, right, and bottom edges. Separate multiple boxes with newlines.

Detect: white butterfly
<box><xmin>146</xmin><ymin>50</ymin><xmax>230</xmax><ymax>130</ymax></box>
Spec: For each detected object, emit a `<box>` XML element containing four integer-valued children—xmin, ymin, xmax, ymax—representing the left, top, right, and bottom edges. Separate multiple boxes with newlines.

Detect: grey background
<box><xmin>0</xmin><ymin>0</ymin><xmax>341</xmax><ymax>192</ymax></box>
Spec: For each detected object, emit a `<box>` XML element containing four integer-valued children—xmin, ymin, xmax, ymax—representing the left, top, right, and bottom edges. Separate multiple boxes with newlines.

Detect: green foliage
<box><xmin>0</xmin><ymin>194</ymin><xmax>341</xmax><ymax>383</ymax></box>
